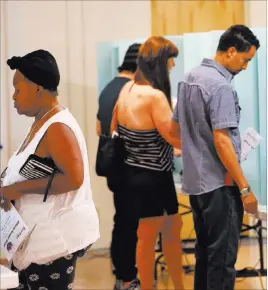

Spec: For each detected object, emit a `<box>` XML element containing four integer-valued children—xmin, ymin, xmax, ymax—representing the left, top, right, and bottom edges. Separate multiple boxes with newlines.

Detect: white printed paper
<box><xmin>241</xmin><ymin>127</ymin><xmax>262</xmax><ymax>162</ymax></box>
<box><xmin>0</xmin><ymin>205</ymin><xmax>29</xmax><ymax>261</ymax></box>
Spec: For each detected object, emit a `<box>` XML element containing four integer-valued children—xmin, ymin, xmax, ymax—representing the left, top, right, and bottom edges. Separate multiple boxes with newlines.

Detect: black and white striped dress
<box><xmin>118</xmin><ymin>125</ymin><xmax>178</xmax><ymax>218</ymax></box>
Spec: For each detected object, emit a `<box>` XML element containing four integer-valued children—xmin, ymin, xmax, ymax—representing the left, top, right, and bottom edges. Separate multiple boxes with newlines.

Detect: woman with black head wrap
<box><xmin>0</xmin><ymin>50</ymin><xmax>100</xmax><ymax>290</ymax></box>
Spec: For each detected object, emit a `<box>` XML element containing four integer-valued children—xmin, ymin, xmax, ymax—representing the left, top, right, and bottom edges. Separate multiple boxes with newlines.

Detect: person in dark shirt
<box><xmin>96</xmin><ymin>43</ymin><xmax>141</xmax><ymax>290</ymax></box>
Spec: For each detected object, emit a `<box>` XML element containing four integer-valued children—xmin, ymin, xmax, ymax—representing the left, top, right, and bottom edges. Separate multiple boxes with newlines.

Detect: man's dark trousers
<box><xmin>189</xmin><ymin>186</ymin><xmax>244</xmax><ymax>290</ymax></box>
<box><xmin>107</xmin><ymin>170</ymin><xmax>138</xmax><ymax>282</ymax></box>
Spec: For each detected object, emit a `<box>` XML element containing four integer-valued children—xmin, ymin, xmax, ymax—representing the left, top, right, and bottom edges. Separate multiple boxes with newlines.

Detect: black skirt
<box><xmin>126</xmin><ymin>165</ymin><xmax>179</xmax><ymax>219</ymax></box>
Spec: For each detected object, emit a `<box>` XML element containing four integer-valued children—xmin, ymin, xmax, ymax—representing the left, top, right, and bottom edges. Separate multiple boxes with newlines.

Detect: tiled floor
<box><xmin>74</xmin><ymin>239</ymin><xmax>267</xmax><ymax>290</ymax></box>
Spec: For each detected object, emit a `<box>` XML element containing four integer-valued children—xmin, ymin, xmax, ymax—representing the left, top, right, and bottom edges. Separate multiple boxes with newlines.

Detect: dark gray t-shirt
<box><xmin>97</xmin><ymin>77</ymin><xmax>130</xmax><ymax>135</ymax></box>
<box><xmin>173</xmin><ymin>58</ymin><xmax>241</xmax><ymax>195</ymax></box>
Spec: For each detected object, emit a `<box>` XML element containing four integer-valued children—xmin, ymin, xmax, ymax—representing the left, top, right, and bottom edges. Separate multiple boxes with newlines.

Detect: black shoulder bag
<box><xmin>95</xmin><ymin>102</ymin><xmax>126</xmax><ymax>177</ymax></box>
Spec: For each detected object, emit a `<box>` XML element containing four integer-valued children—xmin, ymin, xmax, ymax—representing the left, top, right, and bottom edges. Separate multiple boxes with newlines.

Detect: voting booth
<box><xmin>96</xmin><ymin>28</ymin><xmax>267</xmax><ymax>278</ymax></box>
<box><xmin>96</xmin><ymin>28</ymin><xmax>267</xmax><ymax>211</ymax></box>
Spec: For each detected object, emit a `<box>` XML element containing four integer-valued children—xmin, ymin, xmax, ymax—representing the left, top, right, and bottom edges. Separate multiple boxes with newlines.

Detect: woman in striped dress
<box><xmin>111</xmin><ymin>36</ymin><xmax>184</xmax><ymax>290</ymax></box>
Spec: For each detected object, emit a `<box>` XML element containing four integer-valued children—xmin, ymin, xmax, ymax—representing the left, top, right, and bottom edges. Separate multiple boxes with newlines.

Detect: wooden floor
<box><xmin>74</xmin><ymin>239</ymin><xmax>267</xmax><ymax>290</ymax></box>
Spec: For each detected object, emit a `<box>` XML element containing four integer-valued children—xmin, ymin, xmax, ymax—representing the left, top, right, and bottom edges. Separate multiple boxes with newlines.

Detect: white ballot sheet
<box><xmin>241</xmin><ymin>127</ymin><xmax>262</xmax><ymax>162</ymax></box>
<box><xmin>0</xmin><ymin>205</ymin><xmax>29</xmax><ymax>261</ymax></box>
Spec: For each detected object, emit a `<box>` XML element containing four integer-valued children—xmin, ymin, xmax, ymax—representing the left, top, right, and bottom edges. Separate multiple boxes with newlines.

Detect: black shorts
<box><xmin>126</xmin><ymin>165</ymin><xmax>178</xmax><ymax>219</ymax></box>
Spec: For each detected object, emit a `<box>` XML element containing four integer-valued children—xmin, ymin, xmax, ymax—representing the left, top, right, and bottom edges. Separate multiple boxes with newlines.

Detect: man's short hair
<box><xmin>217</xmin><ymin>25</ymin><xmax>260</xmax><ymax>53</ymax></box>
<box><xmin>118</xmin><ymin>43</ymin><xmax>142</xmax><ymax>73</ymax></box>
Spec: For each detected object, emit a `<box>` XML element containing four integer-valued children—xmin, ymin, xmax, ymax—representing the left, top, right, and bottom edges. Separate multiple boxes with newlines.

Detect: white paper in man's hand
<box><xmin>241</xmin><ymin>127</ymin><xmax>262</xmax><ymax>162</ymax></box>
<box><xmin>0</xmin><ymin>205</ymin><xmax>29</xmax><ymax>261</ymax></box>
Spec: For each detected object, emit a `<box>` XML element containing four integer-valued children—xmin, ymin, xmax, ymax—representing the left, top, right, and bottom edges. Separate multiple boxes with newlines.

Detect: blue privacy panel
<box><xmin>166</xmin><ymin>35</ymin><xmax>185</xmax><ymax>182</ymax></box>
<box><xmin>255</xmin><ymin>28</ymin><xmax>267</xmax><ymax>207</ymax></box>
<box><xmin>182</xmin><ymin>31</ymin><xmax>222</xmax><ymax>73</ymax></box>
<box><xmin>97</xmin><ymin>29</ymin><xmax>267</xmax><ymax>205</ymax></box>
<box><xmin>234</xmin><ymin>50</ymin><xmax>261</xmax><ymax>203</ymax></box>
<box><xmin>96</xmin><ymin>42</ymin><xmax>117</xmax><ymax>93</ymax></box>
<box><xmin>234</xmin><ymin>28</ymin><xmax>266</xmax><ymax>207</ymax></box>
<box><xmin>97</xmin><ymin>38</ymin><xmax>146</xmax><ymax>93</ymax></box>
<box><xmin>165</xmin><ymin>35</ymin><xmax>185</xmax><ymax>97</ymax></box>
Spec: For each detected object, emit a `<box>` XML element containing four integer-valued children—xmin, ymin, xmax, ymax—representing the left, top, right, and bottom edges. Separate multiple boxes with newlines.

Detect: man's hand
<box><xmin>242</xmin><ymin>191</ymin><xmax>258</xmax><ymax>215</ymax></box>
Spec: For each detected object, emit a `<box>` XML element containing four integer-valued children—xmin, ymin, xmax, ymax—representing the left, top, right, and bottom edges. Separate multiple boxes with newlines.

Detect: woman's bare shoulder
<box><xmin>135</xmin><ymin>85</ymin><xmax>165</xmax><ymax>100</ymax></box>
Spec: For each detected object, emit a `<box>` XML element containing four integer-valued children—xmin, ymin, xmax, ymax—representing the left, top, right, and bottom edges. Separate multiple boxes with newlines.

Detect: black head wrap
<box><xmin>7</xmin><ymin>49</ymin><xmax>60</xmax><ymax>91</ymax></box>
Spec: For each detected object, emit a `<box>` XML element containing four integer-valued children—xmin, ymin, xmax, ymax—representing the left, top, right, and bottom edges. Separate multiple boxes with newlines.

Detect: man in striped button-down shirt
<box><xmin>170</xmin><ymin>25</ymin><xmax>260</xmax><ymax>290</ymax></box>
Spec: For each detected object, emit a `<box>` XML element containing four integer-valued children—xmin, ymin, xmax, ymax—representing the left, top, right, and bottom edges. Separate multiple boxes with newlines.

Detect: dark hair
<box><xmin>134</xmin><ymin>36</ymin><xmax>178</xmax><ymax>107</ymax></box>
<box><xmin>118</xmin><ymin>63</ymin><xmax>137</xmax><ymax>73</ymax></box>
<box><xmin>118</xmin><ymin>43</ymin><xmax>142</xmax><ymax>73</ymax></box>
<box><xmin>217</xmin><ymin>25</ymin><xmax>260</xmax><ymax>53</ymax></box>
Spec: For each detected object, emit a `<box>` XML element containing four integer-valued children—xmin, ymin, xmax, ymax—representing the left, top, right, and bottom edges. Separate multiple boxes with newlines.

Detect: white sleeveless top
<box><xmin>2</xmin><ymin>109</ymin><xmax>100</xmax><ymax>270</ymax></box>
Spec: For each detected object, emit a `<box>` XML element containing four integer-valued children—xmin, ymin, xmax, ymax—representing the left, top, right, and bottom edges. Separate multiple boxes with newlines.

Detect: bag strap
<box><xmin>43</xmin><ymin>168</ymin><xmax>56</xmax><ymax>202</ymax></box>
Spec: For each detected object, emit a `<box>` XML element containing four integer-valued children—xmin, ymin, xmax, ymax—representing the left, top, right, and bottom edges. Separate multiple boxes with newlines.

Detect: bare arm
<box><xmin>213</xmin><ymin>129</ymin><xmax>248</xmax><ymax>190</ymax></box>
<box><xmin>209</xmin><ymin>85</ymin><xmax>257</xmax><ymax>214</ymax></box>
<box><xmin>110</xmin><ymin>104</ymin><xmax>118</xmax><ymax>134</ymax></box>
<box><xmin>96</xmin><ymin>119</ymin><xmax>101</xmax><ymax>136</ymax></box>
<box><xmin>208</xmin><ymin>85</ymin><xmax>249</xmax><ymax>190</ymax></box>
<box><xmin>151</xmin><ymin>92</ymin><xmax>181</xmax><ymax>148</ymax></box>
<box><xmin>170</xmin><ymin>121</ymin><xmax>182</xmax><ymax>155</ymax></box>
<box><xmin>1</xmin><ymin>123</ymin><xmax>84</xmax><ymax>200</ymax></box>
